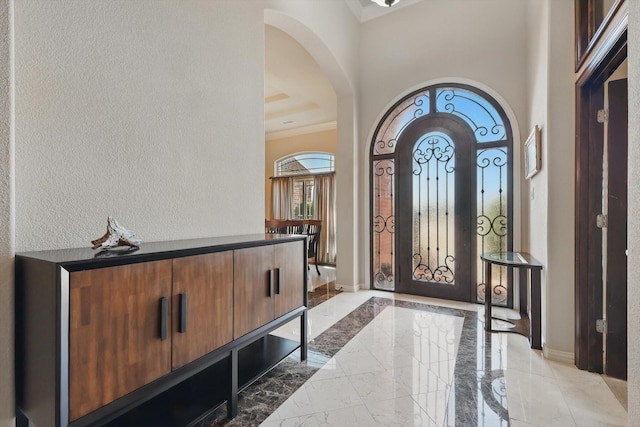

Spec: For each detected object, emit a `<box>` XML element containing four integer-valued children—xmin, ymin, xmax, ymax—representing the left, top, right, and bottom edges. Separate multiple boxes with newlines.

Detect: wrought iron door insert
<box><xmin>371</xmin><ymin>84</ymin><xmax>513</xmax><ymax>305</ymax></box>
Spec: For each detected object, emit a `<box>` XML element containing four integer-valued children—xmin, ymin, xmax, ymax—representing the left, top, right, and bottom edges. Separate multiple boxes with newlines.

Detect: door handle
<box><xmin>269</xmin><ymin>269</ymin><xmax>274</xmax><ymax>298</ymax></box>
<box><xmin>160</xmin><ymin>297</ymin><xmax>168</xmax><ymax>340</ymax></box>
<box><xmin>179</xmin><ymin>293</ymin><xmax>187</xmax><ymax>333</ymax></box>
<box><xmin>275</xmin><ymin>268</ymin><xmax>281</xmax><ymax>295</ymax></box>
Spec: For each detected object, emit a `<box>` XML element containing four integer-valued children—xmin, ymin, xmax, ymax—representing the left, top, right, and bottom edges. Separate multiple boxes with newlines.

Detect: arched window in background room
<box><xmin>274</xmin><ymin>152</ymin><xmax>334</xmax><ymax>220</ymax></box>
<box><xmin>370</xmin><ymin>84</ymin><xmax>514</xmax><ymax>305</ymax></box>
<box><xmin>272</xmin><ymin>152</ymin><xmax>336</xmax><ymax>265</ymax></box>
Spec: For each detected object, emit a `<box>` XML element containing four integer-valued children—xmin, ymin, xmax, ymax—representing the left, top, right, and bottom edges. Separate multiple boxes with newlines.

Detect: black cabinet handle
<box><xmin>160</xmin><ymin>297</ymin><xmax>168</xmax><ymax>341</ymax></box>
<box><xmin>179</xmin><ymin>293</ymin><xmax>187</xmax><ymax>333</ymax></box>
<box><xmin>275</xmin><ymin>268</ymin><xmax>281</xmax><ymax>295</ymax></box>
<box><xmin>268</xmin><ymin>269</ymin><xmax>274</xmax><ymax>298</ymax></box>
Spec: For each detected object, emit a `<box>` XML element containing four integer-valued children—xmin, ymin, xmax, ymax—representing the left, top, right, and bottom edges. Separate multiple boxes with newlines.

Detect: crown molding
<box><xmin>266</xmin><ymin>121</ymin><xmax>337</xmax><ymax>141</ymax></box>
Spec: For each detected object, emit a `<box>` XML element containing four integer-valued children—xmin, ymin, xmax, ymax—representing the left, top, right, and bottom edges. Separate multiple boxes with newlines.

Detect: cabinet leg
<box><xmin>300</xmin><ymin>311</ymin><xmax>307</xmax><ymax>361</ymax></box>
<box><xmin>227</xmin><ymin>350</ymin><xmax>238</xmax><ymax>419</ymax></box>
<box><xmin>16</xmin><ymin>407</ymin><xmax>29</xmax><ymax>427</ymax></box>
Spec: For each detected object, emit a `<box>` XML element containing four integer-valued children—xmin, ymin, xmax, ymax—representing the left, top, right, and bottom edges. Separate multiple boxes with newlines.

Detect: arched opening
<box><xmin>265</xmin><ymin>9</ymin><xmax>358</xmax><ymax>290</ymax></box>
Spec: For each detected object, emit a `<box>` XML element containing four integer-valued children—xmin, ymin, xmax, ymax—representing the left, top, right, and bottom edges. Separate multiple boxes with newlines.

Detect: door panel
<box><xmin>69</xmin><ymin>261</ymin><xmax>173</xmax><ymax>421</ymax></box>
<box><xmin>274</xmin><ymin>241</ymin><xmax>305</xmax><ymax>317</ymax></box>
<box><xmin>172</xmin><ymin>251</ymin><xmax>233</xmax><ymax>369</ymax></box>
<box><xmin>605</xmin><ymin>78</ymin><xmax>627</xmax><ymax>380</ymax></box>
<box><xmin>397</xmin><ymin>116</ymin><xmax>475</xmax><ymax>301</ymax></box>
<box><xmin>234</xmin><ymin>246</ymin><xmax>274</xmax><ymax>338</ymax></box>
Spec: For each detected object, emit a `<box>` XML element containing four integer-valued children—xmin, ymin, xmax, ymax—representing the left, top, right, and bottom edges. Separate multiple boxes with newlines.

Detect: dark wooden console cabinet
<box><xmin>16</xmin><ymin>234</ymin><xmax>307</xmax><ymax>427</ymax></box>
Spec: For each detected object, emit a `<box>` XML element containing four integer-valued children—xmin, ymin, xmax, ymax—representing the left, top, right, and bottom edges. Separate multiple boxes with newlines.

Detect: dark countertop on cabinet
<box><xmin>16</xmin><ymin>233</ymin><xmax>306</xmax><ymax>272</ymax></box>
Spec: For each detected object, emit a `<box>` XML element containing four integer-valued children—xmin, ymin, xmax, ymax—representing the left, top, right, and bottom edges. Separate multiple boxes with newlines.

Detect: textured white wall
<box><xmin>359</xmin><ymin>0</ymin><xmax>529</xmax><ymax>285</ymax></box>
<box><xmin>627</xmin><ymin>0</ymin><xmax>639</xmax><ymax>422</ymax></box>
<box><xmin>359</xmin><ymin>0</ymin><xmax>529</xmax><ymax>136</ymax></box>
<box><xmin>0</xmin><ymin>1</ymin><xmax>13</xmax><ymax>425</ymax></box>
<box><xmin>544</xmin><ymin>0</ymin><xmax>575</xmax><ymax>355</ymax></box>
<box><xmin>14</xmin><ymin>1</ymin><xmax>265</xmax><ymax>252</ymax></box>
<box><xmin>525</xmin><ymin>0</ymin><xmax>549</xmax><ymax>346</ymax></box>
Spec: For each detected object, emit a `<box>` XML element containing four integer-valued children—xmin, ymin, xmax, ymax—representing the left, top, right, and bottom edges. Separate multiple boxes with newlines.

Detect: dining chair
<box><xmin>303</xmin><ymin>220</ymin><xmax>322</xmax><ymax>275</ymax></box>
<box><xmin>265</xmin><ymin>219</ymin><xmax>286</xmax><ymax>234</ymax></box>
<box><xmin>284</xmin><ymin>219</ymin><xmax>304</xmax><ymax>234</ymax></box>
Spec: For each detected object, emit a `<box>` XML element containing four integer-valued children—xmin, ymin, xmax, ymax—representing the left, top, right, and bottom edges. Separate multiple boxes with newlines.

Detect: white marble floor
<box><xmin>267</xmin><ymin>271</ymin><xmax>628</xmax><ymax>427</ymax></box>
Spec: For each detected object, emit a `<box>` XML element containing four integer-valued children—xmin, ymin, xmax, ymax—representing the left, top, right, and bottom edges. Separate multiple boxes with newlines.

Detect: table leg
<box><xmin>484</xmin><ymin>260</ymin><xmax>492</xmax><ymax>332</ymax></box>
<box><xmin>530</xmin><ymin>268</ymin><xmax>542</xmax><ymax>350</ymax></box>
<box><xmin>519</xmin><ymin>268</ymin><xmax>527</xmax><ymax>315</ymax></box>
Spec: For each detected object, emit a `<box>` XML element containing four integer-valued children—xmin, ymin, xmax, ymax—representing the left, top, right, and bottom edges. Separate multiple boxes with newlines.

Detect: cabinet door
<box><xmin>69</xmin><ymin>260</ymin><xmax>172</xmax><ymax>421</ymax></box>
<box><xmin>172</xmin><ymin>251</ymin><xmax>233</xmax><ymax>369</ymax></box>
<box><xmin>274</xmin><ymin>241</ymin><xmax>305</xmax><ymax>317</ymax></box>
<box><xmin>234</xmin><ymin>246</ymin><xmax>274</xmax><ymax>338</ymax></box>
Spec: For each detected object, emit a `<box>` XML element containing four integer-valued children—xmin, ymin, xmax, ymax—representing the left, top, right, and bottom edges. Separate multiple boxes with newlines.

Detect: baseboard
<box><xmin>335</xmin><ymin>282</ymin><xmax>360</xmax><ymax>292</ymax></box>
<box><xmin>543</xmin><ymin>346</ymin><xmax>574</xmax><ymax>364</ymax></box>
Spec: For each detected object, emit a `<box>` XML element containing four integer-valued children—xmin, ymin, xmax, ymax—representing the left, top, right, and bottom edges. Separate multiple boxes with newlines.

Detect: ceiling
<box><xmin>264</xmin><ymin>0</ymin><xmax>424</xmax><ymax>141</ymax></box>
<box><xmin>264</xmin><ymin>25</ymin><xmax>337</xmax><ymax>140</ymax></box>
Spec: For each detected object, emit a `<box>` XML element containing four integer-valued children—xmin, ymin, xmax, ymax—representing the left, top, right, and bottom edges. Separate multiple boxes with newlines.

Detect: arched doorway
<box><xmin>264</xmin><ymin>8</ymin><xmax>358</xmax><ymax>291</ymax></box>
<box><xmin>371</xmin><ymin>83</ymin><xmax>514</xmax><ymax>304</ymax></box>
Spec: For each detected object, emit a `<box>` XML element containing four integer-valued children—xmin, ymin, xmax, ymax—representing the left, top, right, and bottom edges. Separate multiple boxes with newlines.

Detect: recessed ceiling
<box><xmin>265</xmin><ymin>25</ymin><xmax>337</xmax><ymax>140</ymax></box>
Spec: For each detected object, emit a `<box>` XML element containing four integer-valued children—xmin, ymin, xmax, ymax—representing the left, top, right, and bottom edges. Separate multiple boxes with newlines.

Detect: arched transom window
<box><xmin>275</xmin><ymin>152</ymin><xmax>334</xmax><ymax>177</ymax></box>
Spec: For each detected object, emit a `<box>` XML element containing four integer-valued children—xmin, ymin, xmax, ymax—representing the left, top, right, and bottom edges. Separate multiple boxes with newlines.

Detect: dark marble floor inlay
<box><xmin>307</xmin><ymin>281</ymin><xmax>341</xmax><ymax>309</ymax></box>
<box><xmin>197</xmin><ymin>297</ymin><xmax>509</xmax><ymax>426</ymax></box>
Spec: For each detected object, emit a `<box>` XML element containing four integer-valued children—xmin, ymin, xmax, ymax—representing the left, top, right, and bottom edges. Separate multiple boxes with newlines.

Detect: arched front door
<box><xmin>371</xmin><ymin>83</ymin><xmax>513</xmax><ymax>305</ymax></box>
<box><xmin>396</xmin><ymin>116</ymin><xmax>475</xmax><ymax>301</ymax></box>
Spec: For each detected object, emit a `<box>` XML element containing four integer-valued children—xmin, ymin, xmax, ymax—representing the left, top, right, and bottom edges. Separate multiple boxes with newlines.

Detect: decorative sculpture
<box><xmin>91</xmin><ymin>217</ymin><xmax>142</xmax><ymax>250</ymax></box>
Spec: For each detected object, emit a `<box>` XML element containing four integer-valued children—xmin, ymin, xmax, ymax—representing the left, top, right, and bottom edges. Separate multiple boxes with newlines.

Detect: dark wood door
<box><xmin>396</xmin><ymin>116</ymin><xmax>475</xmax><ymax>301</ymax></box>
<box><xmin>274</xmin><ymin>241</ymin><xmax>304</xmax><ymax>318</ymax></box>
<box><xmin>234</xmin><ymin>245</ymin><xmax>274</xmax><ymax>338</ymax></box>
<box><xmin>69</xmin><ymin>261</ymin><xmax>172</xmax><ymax>421</ymax></box>
<box><xmin>605</xmin><ymin>78</ymin><xmax>627</xmax><ymax>380</ymax></box>
<box><xmin>574</xmin><ymin>17</ymin><xmax>626</xmax><ymax>374</ymax></box>
<box><xmin>172</xmin><ymin>251</ymin><xmax>234</xmax><ymax>369</ymax></box>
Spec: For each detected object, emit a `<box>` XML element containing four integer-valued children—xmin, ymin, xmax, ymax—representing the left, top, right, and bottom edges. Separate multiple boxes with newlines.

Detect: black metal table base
<box><xmin>482</xmin><ymin>252</ymin><xmax>542</xmax><ymax>350</ymax></box>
